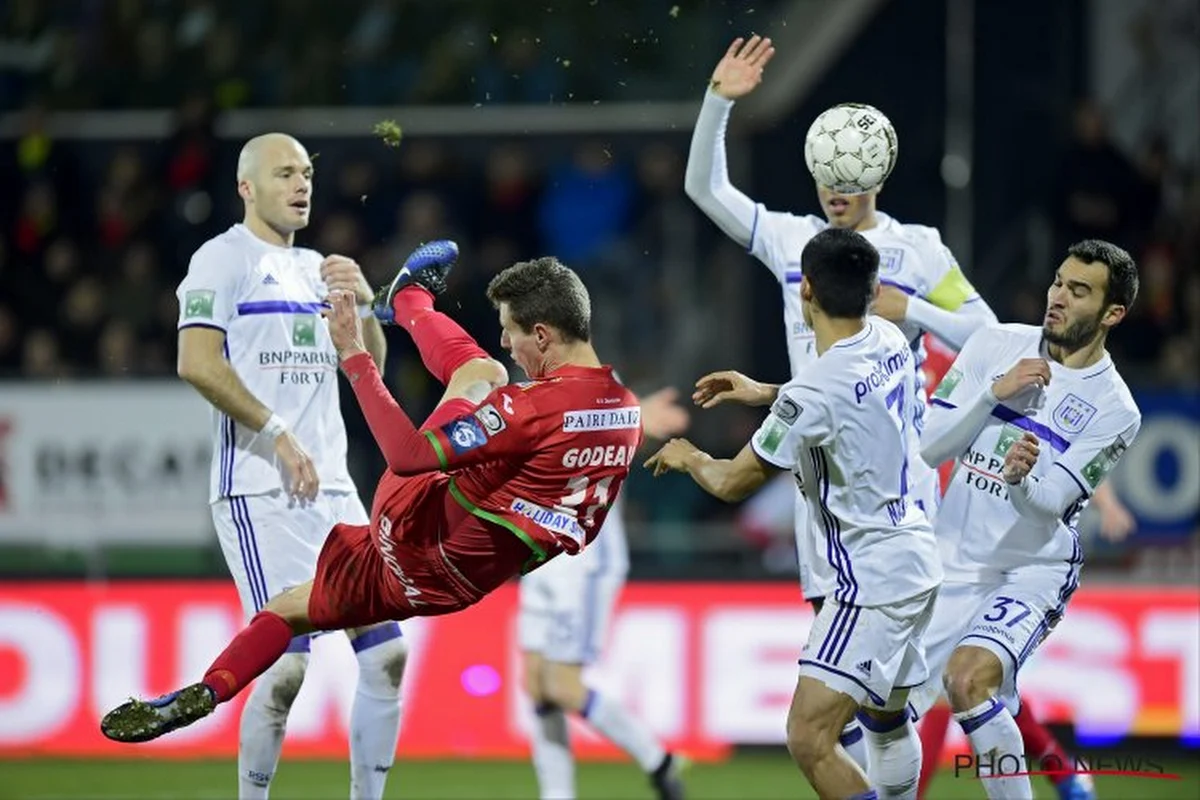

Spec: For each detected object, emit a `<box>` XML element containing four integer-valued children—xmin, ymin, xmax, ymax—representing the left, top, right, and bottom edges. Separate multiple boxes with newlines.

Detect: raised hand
<box><xmin>692</xmin><ymin>370</ymin><xmax>773</xmax><ymax>409</ymax></box>
<box><xmin>322</xmin><ymin>289</ymin><xmax>367</xmax><ymax>361</ymax></box>
<box><xmin>644</xmin><ymin>438</ymin><xmax>701</xmax><ymax>477</ymax></box>
<box><xmin>1001</xmin><ymin>432</ymin><xmax>1040</xmax><ymax>485</ymax></box>
<box><xmin>709</xmin><ymin>35</ymin><xmax>776</xmax><ymax>101</ymax></box>
<box><xmin>320</xmin><ymin>254</ymin><xmax>374</xmax><ymax>304</ymax></box>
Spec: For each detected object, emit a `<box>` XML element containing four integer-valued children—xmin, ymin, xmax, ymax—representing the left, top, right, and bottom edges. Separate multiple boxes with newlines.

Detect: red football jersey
<box><xmin>422</xmin><ymin>364</ymin><xmax>642</xmax><ymax>563</ymax></box>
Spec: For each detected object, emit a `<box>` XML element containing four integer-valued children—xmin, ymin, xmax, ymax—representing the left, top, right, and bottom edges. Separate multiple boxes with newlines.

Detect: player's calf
<box><xmin>786</xmin><ymin>676</ymin><xmax>873</xmax><ymax>796</ymax></box>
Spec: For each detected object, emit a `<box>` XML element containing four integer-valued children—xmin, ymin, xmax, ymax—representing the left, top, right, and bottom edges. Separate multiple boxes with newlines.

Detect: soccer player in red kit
<box><xmin>100</xmin><ymin>243</ymin><xmax>643</xmax><ymax>744</ymax></box>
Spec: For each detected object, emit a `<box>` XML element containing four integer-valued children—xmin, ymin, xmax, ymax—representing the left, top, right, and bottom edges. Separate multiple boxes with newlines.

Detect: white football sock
<box><xmin>840</xmin><ymin>719</ymin><xmax>873</xmax><ymax>779</ymax></box>
<box><xmin>954</xmin><ymin>698</ymin><xmax>1032</xmax><ymax>800</ymax></box>
<box><xmin>857</xmin><ymin>713</ymin><xmax>920</xmax><ymax>800</ymax></box>
<box><xmin>531</xmin><ymin>703</ymin><xmax>576</xmax><ymax>799</ymax></box>
<box><xmin>238</xmin><ymin>649</ymin><xmax>309</xmax><ymax>799</ymax></box>
<box><xmin>349</xmin><ymin>626</ymin><xmax>406</xmax><ymax>800</ymax></box>
<box><xmin>581</xmin><ymin>689</ymin><xmax>665</xmax><ymax>773</ymax></box>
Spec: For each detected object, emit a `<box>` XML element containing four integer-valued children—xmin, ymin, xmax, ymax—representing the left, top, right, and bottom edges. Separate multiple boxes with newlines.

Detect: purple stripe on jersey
<box><xmin>350</xmin><ymin>622</ymin><xmax>403</xmax><ymax>653</ymax></box>
<box><xmin>930</xmin><ymin>397</ymin><xmax>955</xmax><ymax>410</ymax></box>
<box><xmin>236</xmin><ymin>300</ymin><xmax>327</xmax><ymax>315</ymax></box>
<box><xmin>831</xmin><ymin>606</ymin><xmax>861</xmax><ymax>666</ymax></box>
<box><xmin>990</xmin><ymin>404</ymin><xmax>1071</xmax><ymax>453</ymax></box>
<box><xmin>785</xmin><ymin>270</ymin><xmax>803</xmax><ymax>284</ymax></box>
<box><xmin>179</xmin><ymin>322</ymin><xmax>228</xmax><ymax>333</ymax></box>
<box><xmin>220</xmin><ymin>340</ymin><xmax>234</xmax><ymax>497</ymax></box>
<box><xmin>230</xmin><ymin>497</ymin><xmax>263</xmax><ymax>610</ymax></box>
<box><xmin>239</xmin><ymin>497</ymin><xmax>271</xmax><ymax>609</ymax></box>
<box><xmin>746</xmin><ymin>206</ymin><xmax>760</xmax><ymax>254</ymax></box>
<box><xmin>817</xmin><ymin>602</ymin><xmax>852</xmax><ymax>662</ymax></box>
<box><xmin>819</xmin><ymin>449</ymin><xmax>858</xmax><ymax>604</ymax></box>
<box><xmin>880</xmin><ymin>278</ymin><xmax>917</xmax><ymax>295</ymax></box>
<box><xmin>233</xmin><ymin>497</ymin><xmax>270</xmax><ymax>611</ymax></box>
<box><xmin>810</xmin><ymin>449</ymin><xmax>852</xmax><ymax>602</ymax></box>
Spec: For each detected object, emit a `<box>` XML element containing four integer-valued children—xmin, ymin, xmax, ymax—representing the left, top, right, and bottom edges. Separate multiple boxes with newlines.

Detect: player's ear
<box><xmin>799</xmin><ymin>277</ymin><xmax>813</xmax><ymax>303</ymax></box>
<box><xmin>533</xmin><ymin>322</ymin><xmax>552</xmax><ymax>351</ymax></box>
<box><xmin>237</xmin><ymin>178</ymin><xmax>253</xmax><ymax>203</ymax></box>
<box><xmin>1101</xmin><ymin>302</ymin><xmax>1127</xmax><ymax>329</ymax></box>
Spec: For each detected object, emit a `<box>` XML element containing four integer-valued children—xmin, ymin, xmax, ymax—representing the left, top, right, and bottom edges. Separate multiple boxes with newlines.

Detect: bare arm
<box><xmin>645</xmin><ymin>439</ymin><xmax>776</xmax><ymax>503</ymax></box>
<box><xmin>178</xmin><ymin>326</ymin><xmax>274</xmax><ymax>430</ymax></box>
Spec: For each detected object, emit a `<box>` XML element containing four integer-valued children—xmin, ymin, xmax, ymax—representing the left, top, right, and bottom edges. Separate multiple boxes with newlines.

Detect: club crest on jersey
<box><xmin>877</xmin><ymin>247</ymin><xmax>905</xmax><ymax>275</ymax></box>
<box><xmin>443</xmin><ymin>417</ymin><xmax>488</xmax><ymax>455</ymax></box>
<box><xmin>292</xmin><ymin>315</ymin><xmax>317</xmax><ymax>347</ymax></box>
<box><xmin>474</xmin><ymin>404</ymin><xmax>506</xmax><ymax>435</ymax></box>
<box><xmin>1052</xmin><ymin>393</ymin><xmax>1097</xmax><ymax>435</ymax></box>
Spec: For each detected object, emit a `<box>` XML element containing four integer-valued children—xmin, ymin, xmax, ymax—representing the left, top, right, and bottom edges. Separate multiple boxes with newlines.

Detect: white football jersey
<box><xmin>750</xmin><ymin>319</ymin><xmax>943</xmax><ymax>607</ymax></box>
<box><xmin>928</xmin><ymin>323</ymin><xmax>1141</xmax><ymax>580</ymax></box>
<box><xmin>176</xmin><ymin>224</ymin><xmax>357</xmax><ymax>503</ymax></box>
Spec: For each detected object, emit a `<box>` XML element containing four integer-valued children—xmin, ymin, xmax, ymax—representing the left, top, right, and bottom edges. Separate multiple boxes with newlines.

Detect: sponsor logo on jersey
<box><xmin>855</xmin><ymin>659</ymin><xmax>872</xmax><ymax>676</ymax></box>
<box><xmin>771</xmin><ymin>396</ymin><xmax>802</xmax><ymax>424</ymax></box>
<box><xmin>755</xmin><ymin>417</ymin><xmax>789</xmax><ymax>456</ymax></box>
<box><xmin>443</xmin><ymin>417</ymin><xmax>488</xmax><ymax>455</ymax></box>
<box><xmin>510</xmin><ymin>497</ymin><xmax>586</xmax><ymax>545</ymax></box>
<box><xmin>1082</xmin><ymin>436</ymin><xmax>1128</xmax><ymax>488</ymax></box>
<box><xmin>262</xmin><ymin>273</ymin><xmax>279</xmax><ymax>285</ymax></box>
<box><xmin>934</xmin><ymin>368</ymin><xmax>963</xmax><ymax>400</ymax></box>
<box><xmin>562</xmin><ymin>407</ymin><xmax>641</xmax><ymax>432</ymax></box>
<box><xmin>184</xmin><ymin>290</ymin><xmax>216</xmax><ymax>320</ymax></box>
<box><xmin>292</xmin><ymin>315</ymin><xmax>317</xmax><ymax>347</ymax></box>
<box><xmin>474</xmin><ymin>404</ymin><xmax>506</xmax><ymax>436</ymax></box>
<box><xmin>1052</xmin><ymin>393</ymin><xmax>1098</xmax><ymax>435</ymax></box>
<box><xmin>993</xmin><ymin>423</ymin><xmax>1026</xmax><ymax>458</ymax></box>
<box><xmin>854</xmin><ymin>347</ymin><xmax>910</xmax><ymax>403</ymax></box>
<box><xmin>877</xmin><ymin>246</ymin><xmax>905</xmax><ymax>275</ymax></box>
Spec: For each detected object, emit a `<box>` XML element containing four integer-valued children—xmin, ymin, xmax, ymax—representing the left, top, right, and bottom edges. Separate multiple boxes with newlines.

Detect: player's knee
<box><xmin>786</xmin><ymin>712</ymin><xmax>835</xmax><ymax>768</ymax></box>
<box><xmin>264</xmin><ymin>584</ymin><xmax>313</xmax><ymax>633</ymax></box>
<box><xmin>540</xmin><ymin>662</ymin><xmax>588</xmax><ymax>712</ymax></box>
<box><xmin>258</xmin><ymin>653</ymin><xmax>309</xmax><ymax>714</ymax></box>
<box><xmin>944</xmin><ymin>647</ymin><xmax>1001</xmax><ymax>710</ymax></box>
<box><xmin>353</xmin><ymin>626</ymin><xmax>408</xmax><ymax>696</ymax></box>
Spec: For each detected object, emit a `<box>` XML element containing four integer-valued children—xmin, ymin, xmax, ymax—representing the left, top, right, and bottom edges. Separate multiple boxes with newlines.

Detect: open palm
<box><xmin>710</xmin><ymin>35</ymin><xmax>776</xmax><ymax>100</ymax></box>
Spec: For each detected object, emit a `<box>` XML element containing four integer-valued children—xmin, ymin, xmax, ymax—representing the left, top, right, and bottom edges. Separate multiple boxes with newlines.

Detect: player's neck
<box><xmin>1046</xmin><ymin>335</ymin><xmax>1108</xmax><ymax>370</ymax></box>
<box><xmin>853</xmin><ymin>208</ymin><xmax>879</xmax><ymax>232</ymax></box>
<box><xmin>812</xmin><ymin>315</ymin><xmax>866</xmax><ymax>356</ymax></box>
<box><xmin>541</xmin><ymin>342</ymin><xmax>602</xmax><ymax>373</ymax></box>
<box><xmin>243</xmin><ymin>215</ymin><xmax>295</xmax><ymax>248</ymax></box>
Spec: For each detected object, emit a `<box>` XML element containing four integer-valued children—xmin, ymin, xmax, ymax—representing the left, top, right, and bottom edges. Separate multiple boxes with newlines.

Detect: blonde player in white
<box><xmin>175</xmin><ymin>133</ymin><xmax>406</xmax><ymax>800</ymax></box>
<box><xmin>910</xmin><ymin>240</ymin><xmax>1142</xmax><ymax>800</ymax></box>
<box><xmin>519</xmin><ymin>388</ymin><xmax>691</xmax><ymax>800</ymax></box>
<box><xmin>684</xmin><ymin>35</ymin><xmax>996</xmax><ymax>772</ymax></box>
<box><xmin>647</xmin><ymin>228</ymin><xmax>942</xmax><ymax>800</ymax></box>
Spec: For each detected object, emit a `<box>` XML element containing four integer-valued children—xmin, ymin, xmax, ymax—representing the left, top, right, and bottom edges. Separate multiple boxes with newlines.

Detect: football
<box><xmin>803</xmin><ymin>103</ymin><xmax>898</xmax><ymax>194</ymax></box>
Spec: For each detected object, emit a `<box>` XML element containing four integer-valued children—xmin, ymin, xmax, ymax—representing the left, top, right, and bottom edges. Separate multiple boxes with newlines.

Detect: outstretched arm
<box><xmin>905</xmin><ymin>296</ymin><xmax>998</xmax><ymax>351</ymax></box>
<box><xmin>645</xmin><ymin>439</ymin><xmax>776</xmax><ymax>503</ymax></box>
<box><xmin>684</xmin><ymin>36</ymin><xmax>775</xmax><ymax>246</ymax></box>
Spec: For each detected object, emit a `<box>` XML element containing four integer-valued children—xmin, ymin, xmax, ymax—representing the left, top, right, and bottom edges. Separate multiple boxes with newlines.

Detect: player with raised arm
<box><xmin>686</xmin><ymin>39</ymin><xmax>1124</xmax><ymax>798</ymax></box>
<box><xmin>908</xmin><ymin>240</ymin><xmax>1142</xmax><ymax>800</ymax></box>
<box><xmin>172</xmin><ymin>133</ymin><xmax>404</xmax><ymax>800</ymax></box>
<box><xmin>101</xmin><ymin>247</ymin><xmax>644</xmax><ymax>754</ymax></box>
<box><xmin>685</xmin><ymin>34</ymin><xmax>996</xmax><ymax>775</ymax></box>
<box><xmin>520</xmin><ymin>387</ymin><xmax>690</xmax><ymax>800</ymax></box>
<box><xmin>647</xmin><ymin>228</ymin><xmax>942</xmax><ymax>800</ymax></box>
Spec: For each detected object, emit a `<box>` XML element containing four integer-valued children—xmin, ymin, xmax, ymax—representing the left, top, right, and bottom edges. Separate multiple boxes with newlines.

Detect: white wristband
<box><xmin>260</xmin><ymin>414</ymin><xmax>288</xmax><ymax>440</ymax></box>
<box><xmin>358</xmin><ymin>304</ymin><xmax>375</xmax><ymax>319</ymax></box>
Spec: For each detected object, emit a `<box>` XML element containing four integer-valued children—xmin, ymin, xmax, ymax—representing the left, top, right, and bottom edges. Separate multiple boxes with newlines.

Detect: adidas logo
<box><xmin>262</xmin><ymin>274</ymin><xmax>279</xmax><ymax>285</ymax></box>
<box><xmin>855</xmin><ymin>660</ymin><xmax>872</xmax><ymax>676</ymax></box>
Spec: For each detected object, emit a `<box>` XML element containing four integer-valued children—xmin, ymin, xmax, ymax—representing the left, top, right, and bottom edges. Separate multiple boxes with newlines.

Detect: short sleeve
<box><xmin>750</xmin><ymin>380</ymin><xmax>834</xmax><ymax>470</ymax></box>
<box><xmin>423</xmin><ymin>384</ymin><xmax>540</xmax><ymax>470</ymax></box>
<box><xmin>177</xmin><ymin>245</ymin><xmax>240</xmax><ymax>331</ymax></box>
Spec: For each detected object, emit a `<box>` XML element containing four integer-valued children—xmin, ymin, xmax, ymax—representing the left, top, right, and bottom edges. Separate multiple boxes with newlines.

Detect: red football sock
<box><xmin>391</xmin><ymin>286</ymin><xmax>489</xmax><ymax>386</ymax></box>
<box><xmin>202</xmin><ymin>611</ymin><xmax>295</xmax><ymax>703</ymax></box>
<box><xmin>917</xmin><ymin>704</ymin><xmax>952</xmax><ymax>800</ymax></box>
<box><xmin>1014</xmin><ymin>701</ymin><xmax>1072</xmax><ymax>785</ymax></box>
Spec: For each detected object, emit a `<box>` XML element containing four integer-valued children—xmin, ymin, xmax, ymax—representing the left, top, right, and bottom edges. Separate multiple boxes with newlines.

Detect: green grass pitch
<box><xmin>1</xmin><ymin>754</ymin><xmax>1197</xmax><ymax>799</ymax></box>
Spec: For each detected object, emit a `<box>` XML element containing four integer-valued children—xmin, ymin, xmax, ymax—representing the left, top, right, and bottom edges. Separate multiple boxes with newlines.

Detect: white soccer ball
<box><xmin>803</xmin><ymin>103</ymin><xmax>898</xmax><ymax>194</ymax></box>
